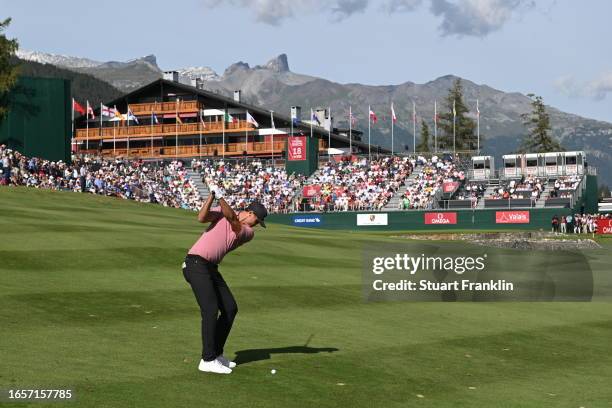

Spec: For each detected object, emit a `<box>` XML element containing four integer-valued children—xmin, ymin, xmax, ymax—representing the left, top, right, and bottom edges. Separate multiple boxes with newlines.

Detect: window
<box><xmin>566</xmin><ymin>156</ymin><xmax>577</xmax><ymax>165</ymax></box>
<box><xmin>526</xmin><ymin>159</ymin><xmax>537</xmax><ymax>167</ymax></box>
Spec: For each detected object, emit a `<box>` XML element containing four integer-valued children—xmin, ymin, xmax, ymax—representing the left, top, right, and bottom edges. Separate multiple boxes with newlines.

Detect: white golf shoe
<box><xmin>217</xmin><ymin>355</ymin><xmax>237</xmax><ymax>368</ymax></box>
<box><xmin>198</xmin><ymin>358</ymin><xmax>232</xmax><ymax>374</ymax></box>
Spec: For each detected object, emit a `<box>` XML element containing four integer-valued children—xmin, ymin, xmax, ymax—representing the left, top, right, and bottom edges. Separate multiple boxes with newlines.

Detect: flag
<box><xmin>391</xmin><ymin>103</ymin><xmax>397</xmax><ymax>123</ymax></box>
<box><xmin>86</xmin><ymin>101</ymin><xmax>95</xmax><ymax>119</ymax></box>
<box><xmin>101</xmin><ymin>104</ymin><xmax>113</xmax><ymax>117</ymax></box>
<box><xmin>270</xmin><ymin>111</ymin><xmax>275</xmax><ymax>129</ymax></box>
<box><xmin>476</xmin><ymin>99</ymin><xmax>480</xmax><ymax>118</ymax></box>
<box><xmin>452</xmin><ymin>100</ymin><xmax>456</xmax><ymax>118</ymax></box>
<box><xmin>224</xmin><ymin>111</ymin><xmax>236</xmax><ymax>123</ymax></box>
<box><xmin>369</xmin><ymin>108</ymin><xmax>378</xmax><ymax>124</ymax></box>
<box><xmin>199</xmin><ymin>110</ymin><xmax>206</xmax><ymax>128</ymax></box>
<box><xmin>127</xmin><ymin>108</ymin><xmax>139</xmax><ymax>124</ymax></box>
<box><xmin>113</xmin><ymin>105</ymin><xmax>122</xmax><ymax>120</ymax></box>
<box><xmin>311</xmin><ymin>109</ymin><xmax>321</xmax><ymax>125</ymax></box>
<box><xmin>246</xmin><ymin>110</ymin><xmax>259</xmax><ymax>127</ymax></box>
<box><xmin>73</xmin><ymin>99</ymin><xmax>85</xmax><ymax>115</ymax></box>
<box><xmin>412</xmin><ymin>101</ymin><xmax>416</xmax><ymax>123</ymax></box>
<box><xmin>350</xmin><ymin>106</ymin><xmax>356</xmax><ymax>126</ymax></box>
<box><xmin>151</xmin><ymin>111</ymin><xmax>159</xmax><ymax>124</ymax></box>
<box><xmin>176</xmin><ymin>113</ymin><xmax>183</xmax><ymax>124</ymax></box>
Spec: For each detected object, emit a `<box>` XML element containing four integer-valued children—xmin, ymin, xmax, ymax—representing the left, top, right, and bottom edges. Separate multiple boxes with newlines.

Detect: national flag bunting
<box><xmin>101</xmin><ymin>104</ymin><xmax>113</xmax><ymax>117</ymax></box>
<box><xmin>73</xmin><ymin>99</ymin><xmax>85</xmax><ymax>115</ymax></box>
<box><xmin>86</xmin><ymin>101</ymin><xmax>95</xmax><ymax>119</ymax></box>
<box><xmin>246</xmin><ymin>110</ymin><xmax>259</xmax><ymax>128</ymax></box>
<box><xmin>127</xmin><ymin>108</ymin><xmax>139</xmax><ymax>124</ymax></box>
<box><xmin>311</xmin><ymin>109</ymin><xmax>321</xmax><ymax>125</ymax></box>
<box><xmin>369</xmin><ymin>108</ymin><xmax>378</xmax><ymax>124</ymax></box>
<box><xmin>224</xmin><ymin>111</ymin><xmax>236</xmax><ymax>123</ymax></box>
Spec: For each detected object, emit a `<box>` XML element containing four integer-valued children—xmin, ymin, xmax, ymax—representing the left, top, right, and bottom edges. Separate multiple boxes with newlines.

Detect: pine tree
<box><xmin>519</xmin><ymin>94</ymin><xmax>563</xmax><ymax>153</ymax></box>
<box><xmin>0</xmin><ymin>17</ymin><xmax>19</xmax><ymax>120</ymax></box>
<box><xmin>416</xmin><ymin>119</ymin><xmax>430</xmax><ymax>152</ymax></box>
<box><xmin>437</xmin><ymin>78</ymin><xmax>477</xmax><ymax>151</ymax></box>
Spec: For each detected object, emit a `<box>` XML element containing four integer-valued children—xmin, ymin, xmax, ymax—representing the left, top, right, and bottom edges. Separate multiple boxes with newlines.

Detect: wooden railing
<box><xmin>78</xmin><ymin>141</ymin><xmax>288</xmax><ymax>159</ymax></box>
<box><xmin>75</xmin><ymin>120</ymin><xmax>256</xmax><ymax>140</ymax></box>
<box><xmin>128</xmin><ymin>100</ymin><xmax>201</xmax><ymax>115</ymax></box>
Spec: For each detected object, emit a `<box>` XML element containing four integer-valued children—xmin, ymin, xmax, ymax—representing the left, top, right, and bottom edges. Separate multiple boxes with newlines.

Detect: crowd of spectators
<box><xmin>308</xmin><ymin>156</ymin><xmax>413</xmax><ymax>212</ymax></box>
<box><xmin>398</xmin><ymin>155</ymin><xmax>464</xmax><ymax>210</ymax></box>
<box><xmin>551</xmin><ymin>213</ymin><xmax>608</xmax><ymax>234</ymax></box>
<box><xmin>1</xmin><ymin>145</ymin><xmax>202</xmax><ymax>210</ymax></box>
<box><xmin>195</xmin><ymin>158</ymin><xmax>305</xmax><ymax>213</ymax></box>
<box><xmin>549</xmin><ymin>175</ymin><xmax>581</xmax><ymax>199</ymax></box>
<box><xmin>488</xmin><ymin>176</ymin><xmax>546</xmax><ymax>201</ymax></box>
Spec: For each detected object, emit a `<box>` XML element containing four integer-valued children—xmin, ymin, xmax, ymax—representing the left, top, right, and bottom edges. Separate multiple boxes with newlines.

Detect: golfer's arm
<box><xmin>197</xmin><ymin>193</ymin><xmax>216</xmax><ymax>223</ymax></box>
<box><xmin>218</xmin><ymin>198</ymin><xmax>242</xmax><ymax>234</ymax></box>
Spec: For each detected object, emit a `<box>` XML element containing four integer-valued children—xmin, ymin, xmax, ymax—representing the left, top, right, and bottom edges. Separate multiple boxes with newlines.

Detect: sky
<box><xmin>2</xmin><ymin>0</ymin><xmax>611</xmax><ymax>123</ymax></box>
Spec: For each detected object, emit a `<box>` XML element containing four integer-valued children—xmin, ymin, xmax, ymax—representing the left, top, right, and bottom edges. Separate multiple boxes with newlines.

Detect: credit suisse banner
<box><xmin>598</xmin><ymin>218</ymin><xmax>612</xmax><ymax>234</ymax></box>
<box><xmin>495</xmin><ymin>211</ymin><xmax>530</xmax><ymax>224</ymax></box>
<box><xmin>424</xmin><ymin>212</ymin><xmax>457</xmax><ymax>225</ymax></box>
<box><xmin>302</xmin><ymin>185</ymin><xmax>321</xmax><ymax>197</ymax></box>
<box><xmin>288</xmin><ymin>136</ymin><xmax>307</xmax><ymax>161</ymax></box>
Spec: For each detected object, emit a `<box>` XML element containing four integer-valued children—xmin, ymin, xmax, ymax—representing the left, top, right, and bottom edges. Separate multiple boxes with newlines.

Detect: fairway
<box><xmin>2</xmin><ymin>187</ymin><xmax>612</xmax><ymax>408</ymax></box>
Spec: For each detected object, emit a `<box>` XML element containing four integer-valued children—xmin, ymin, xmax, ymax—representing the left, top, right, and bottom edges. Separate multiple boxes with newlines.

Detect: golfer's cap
<box><xmin>246</xmin><ymin>201</ymin><xmax>268</xmax><ymax>228</ymax></box>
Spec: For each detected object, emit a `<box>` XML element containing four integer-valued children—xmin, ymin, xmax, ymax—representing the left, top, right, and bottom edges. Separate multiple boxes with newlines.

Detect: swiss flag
<box><xmin>73</xmin><ymin>99</ymin><xmax>85</xmax><ymax>115</ymax></box>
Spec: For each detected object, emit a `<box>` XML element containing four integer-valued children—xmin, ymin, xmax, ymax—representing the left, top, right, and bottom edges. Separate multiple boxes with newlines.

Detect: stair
<box><xmin>477</xmin><ymin>179</ymin><xmax>500</xmax><ymax>209</ymax></box>
<box><xmin>383</xmin><ymin>165</ymin><xmax>422</xmax><ymax>211</ymax></box>
<box><xmin>535</xmin><ymin>181</ymin><xmax>553</xmax><ymax>208</ymax></box>
<box><xmin>186</xmin><ymin>168</ymin><xmax>209</xmax><ymax>199</ymax></box>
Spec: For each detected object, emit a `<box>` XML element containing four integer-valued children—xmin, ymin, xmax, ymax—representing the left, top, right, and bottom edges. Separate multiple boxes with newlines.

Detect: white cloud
<box><xmin>430</xmin><ymin>0</ymin><xmax>534</xmax><ymax>37</ymax></box>
<box><xmin>554</xmin><ymin>72</ymin><xmax>612</xmax><ymax>101</ymax></box>
<box><xmin>207</xmin><ymin>0</ymin><xmax>541</xmax><ymax>36</ymax></box>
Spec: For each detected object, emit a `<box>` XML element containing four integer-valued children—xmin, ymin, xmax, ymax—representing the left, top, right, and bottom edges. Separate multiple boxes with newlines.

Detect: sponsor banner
<box><xmin>292</xmin><ymin>215</ymin><xmax>323</xmax><ymax>227</ymax></box>
<box><xmin>442</xmin><ymin>182</ymin><xmax>459</xmax><ymax>193</ymax></box>
<box><xmin>288</xmin><ymin>136</ymin><xmax>307</xmax><ymax>161</ymax></box>
<box><xmin>302</xmin><ymin>185</ymin><xmax>321</xmax><ymax>198</ymax></box>
<box><xmin>424</xmin><ymin>212</ymin><xmax>457</xmax><ymax>225</ymax></box>
<box><xmin>598</xmin><ymin>218</ymin><xmax>612</xmax><ymax>235</ymax></box>
<box><xmin>357</xmin><ymin>213</ymin><xmax>388</xmax><ymax>226</ymax></box>
<box><xmin>496</xmin><ymin>211</ymin><xmax>530</xmax><ymax>224</ymax></box>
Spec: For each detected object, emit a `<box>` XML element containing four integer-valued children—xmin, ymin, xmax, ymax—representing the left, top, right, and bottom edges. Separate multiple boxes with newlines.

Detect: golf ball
<box><xmin>271</xmin><ymin>369</ymin><xmax>276</xmax><ymax>374</ymax></box>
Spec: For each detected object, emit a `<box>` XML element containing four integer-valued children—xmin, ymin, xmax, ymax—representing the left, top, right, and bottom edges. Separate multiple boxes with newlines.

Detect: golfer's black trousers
<box><xmin>183</xmin><ymin>254</ymin><xmax>238</xmax><ymax>361</ymax></box>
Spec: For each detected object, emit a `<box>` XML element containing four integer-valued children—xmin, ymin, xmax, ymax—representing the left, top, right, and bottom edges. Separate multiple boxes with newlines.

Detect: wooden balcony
<box><xmin>75</xmin><ymin>120</ymin><xmax>257</xmax><ymax>141</ymax></box>
<box><xmin>128</xmin><ymin>100</ymin><xmax>201</xmax><ymax>116</ymax></box>
<box><xmin>77</xmin><ymin>140</ymin><xmax>288</xmax><ymax>159</ymax></box>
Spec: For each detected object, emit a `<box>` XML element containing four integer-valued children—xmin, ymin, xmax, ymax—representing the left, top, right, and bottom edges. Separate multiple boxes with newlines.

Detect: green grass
<box><xmin>1</xmin><ymin>187</ymin><xmax>612</xmax><ymax>407</ymax></box>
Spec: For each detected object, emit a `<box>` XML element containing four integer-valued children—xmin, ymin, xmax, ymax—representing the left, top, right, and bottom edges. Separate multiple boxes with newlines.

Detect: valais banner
<box><xmin>288</xmin><ymin>136</ymin><xmax>307</xmax><ymax>161</ymax></box>
<box><xmin>424</xmin><ymin>212</ymin><xmax>457</xmax><ymax>225</ymax></box>
<box><xmin>496</xmin><ymin>211</ymin><xmax>530</xmax><ymax>224</ymax></box>
<box><xmin>598</xmin><ymin>218</ymin><xmax>612</xmax><ymax>234</ymax></box>
<box><xmin>302</xmin><ymin>185</ymin><xmax>321</xmax><ymax>197</ymax></box>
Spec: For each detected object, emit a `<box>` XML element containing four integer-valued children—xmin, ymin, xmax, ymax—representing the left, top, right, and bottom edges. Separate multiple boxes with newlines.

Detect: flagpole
<box><xmin>391</xmin><ymin>103</ymin><xmax>394</xmax><ymax>156</ymax></box>
<box><xmin>368</xmin><ymin>105</ymin><xmax>371</xmax><ymax>161</ymax></box>
<box><xmin>151</xmin><ymin>102</ymin><xmax>154</xmax><ymax>158</ymax></box>
<box><xmin>175</xmin><ymin>99</ymin><xmax>179</xmax><ymax>159</ymax></box>
<box><xmin>453</xmin><ymin>99</ymin><xmax>456</xmax><ymax>154</ymax></box>
<box><xmin>222</xmin><ymin>108</ymin><xmax>225</xmax><ymax>159</ymax></box>
<box><xmin>86</xmin><ymin>101</ymin><xmax>89</xmax><ymax>152</ymax></box>
<box><xmin>270</xmin><ymin>111</ymin><xmax>274</xmax><ymax>165</ymax></box>
<box><xmin>413</xmin><ymin>101</ymin><xmax>416</xmax><ymax>154</ymax></box>
<box><xmin>349</xmin><ymin>106</ymin><xmax>352</xmax><ymax>154</ymax></box>
<box><xmin>127</xmin><ymin>104</ymin><xmax>130</xmax><ymax>160</ymax></box>
<box><xmin>71</xmin><ymin>98</ymin><xmax>75</xmax><ymax>156</ymax></box>
<box><xmin>244</xmin><ymin>111</ymin><xmax>248</xmax><ymax>155</ymax></box>
<box><xmin>113</xmin><ymin>119</ymin><xmax>116</xmax><ymax>156</ymax></box>
<box><xmin>328</xmin><ymin>106</ymin><xmax>331</xmax><ymax>158</ymax></box>
<box><xmin>434</xmin><ymin>100</ymin><xmax>437</xmax><ymax>153</ymax></box>
<box><xmin>476</xmin><ymin>99</ymin><xmax>480</xmax><ymax>154</ymax></box>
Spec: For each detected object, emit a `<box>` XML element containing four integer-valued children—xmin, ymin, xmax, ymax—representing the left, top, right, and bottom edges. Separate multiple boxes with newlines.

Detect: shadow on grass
<box><xmin>234</xmin><ymin>346</ymin><xmax>339</xmax><ymax>365</ymax></box>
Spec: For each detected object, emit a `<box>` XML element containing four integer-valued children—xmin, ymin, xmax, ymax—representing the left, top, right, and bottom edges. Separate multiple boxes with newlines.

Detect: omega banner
<box><xmin>424</xmin><ymin>212</ymin><xmax>457</xmax><ymax>225</ymax></box>
<box><xmin>288</xmin><ymin>136</ymin><xmax>307</xmax><ymax>161</ymax></box>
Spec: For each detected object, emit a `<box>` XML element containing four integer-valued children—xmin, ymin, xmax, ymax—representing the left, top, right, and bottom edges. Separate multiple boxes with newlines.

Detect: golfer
<box><xmin>183</xmin><ymin>190</ymin><xmax>267</xmax><ymax>374</ymax></box>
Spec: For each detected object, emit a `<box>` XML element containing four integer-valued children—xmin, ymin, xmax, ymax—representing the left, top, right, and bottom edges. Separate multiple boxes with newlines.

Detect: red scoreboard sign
<box><xmin>424</xmin><ymin>212</ymin><xmax>457</xmax><ymax>225</ymax></box>
<box><xmin>288</xmin><ymin>136</ymin><xmax>307</xmax><ymax>161</ymax></box>
<box><xmin>495</xmin><ymin>211</ymin><xmax>530</xmax><ymax>224</ymax></box>
<box><xmin>598</xmin><ymin>218</ymin><xmax>612</xmax><ymax>235</ymax></box>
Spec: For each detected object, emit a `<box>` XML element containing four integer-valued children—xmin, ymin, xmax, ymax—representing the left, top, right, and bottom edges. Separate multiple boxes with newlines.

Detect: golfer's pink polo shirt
<box><xmin>188</xmin><ymin>207</ymin><xmax>254</xmax><ymax>264</ymax></box>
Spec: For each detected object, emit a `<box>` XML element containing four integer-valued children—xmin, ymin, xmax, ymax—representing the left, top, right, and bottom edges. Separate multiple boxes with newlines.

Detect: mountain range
<box><xmin>15</xmin><ymin>50</ymin><xmax>612</xmax><ymax>187</ymax></box>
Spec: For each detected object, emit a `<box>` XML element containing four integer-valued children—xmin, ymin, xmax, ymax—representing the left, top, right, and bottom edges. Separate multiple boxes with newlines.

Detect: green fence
<box><xmin>0</xmin><ymin>76</ymin><xmax>71</xmax><ymax>162</ymax></box>
<box><xmin>268</xmin><ymin>208</ymin><xmax>572</xmax><ymax>231</ymax></box>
